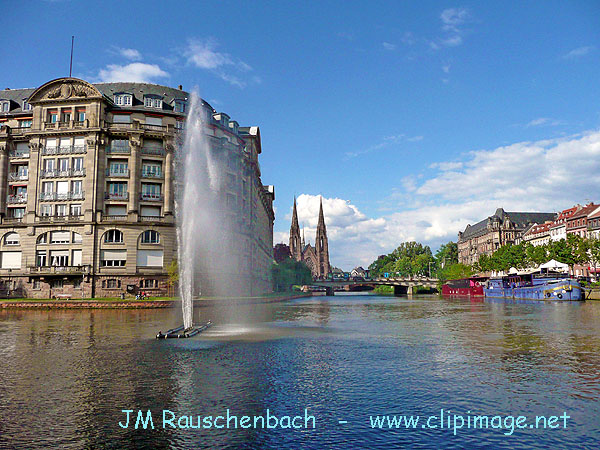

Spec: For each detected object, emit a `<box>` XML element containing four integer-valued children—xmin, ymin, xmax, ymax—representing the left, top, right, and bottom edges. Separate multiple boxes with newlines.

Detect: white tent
<box><xmin>538</xmin><ymin>259</ymin><xmax>569</xmax><ymax>273</ymax></box>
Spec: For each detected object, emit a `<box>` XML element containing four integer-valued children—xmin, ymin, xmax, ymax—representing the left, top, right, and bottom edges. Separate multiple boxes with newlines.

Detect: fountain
<box><xmin>157</xmin><ymin>90</ymin><xmax>225</xmax><ymax>339</ymax></box>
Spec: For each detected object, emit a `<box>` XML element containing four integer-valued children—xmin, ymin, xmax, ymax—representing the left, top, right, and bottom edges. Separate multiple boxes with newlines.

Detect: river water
<box><xmin>0</xmin><ymin>294</ymin><xmax>599</xmax><ymax>449</ymax></box>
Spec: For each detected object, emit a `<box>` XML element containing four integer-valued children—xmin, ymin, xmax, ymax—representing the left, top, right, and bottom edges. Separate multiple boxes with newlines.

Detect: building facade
<box><xmin>289</xmin><ymin>197</ymin><xmax>330</xmax><ymax>279</ymax></box>
<box><xmin>458</xmin><ymin>208</ymin><xmax>555</xmax><ymax>265</ymax></box>
<box><xmin>0</xmin><ymin>77</ymin><xmax>274</xmax><ymax>298</ymax></box>
<box><xmin>566</xmin><ymin>203</ymin><xmax>600</xmax><ymax>238</ymax></box>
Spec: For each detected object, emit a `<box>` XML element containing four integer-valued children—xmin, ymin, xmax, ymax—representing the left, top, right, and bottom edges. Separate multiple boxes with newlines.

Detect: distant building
<box><xmin>458</xmin><ymin>208</ymin><xmax>555</xmax><ymax>265</ymax></box>
<box><xmin>521</xmin><ymin>221</ymin><xmax>553</xmax><ymax>247</ymax></box>
<box><xmin>589</xmin><ymin>209</ymin><xmax>600</xmax><ymax>239</ymax></box>
<box><xmin>289</xmin><ymin>197</ymin><xmax>330</xmax><ymax>279</ymax></box>
<box><xmin>550</xmin><ymin>206</ymin><xmax>580</xmax><ymax>241</ymax></box>
<box><xmin>566</xmin><ymin>203</ymin><xmax>600</xmax><ymax>238</ymax></box>
<box><xmin>350</xmin><ymin>266</ymin><xmax>369</xmax><ymax>278</ymax></box>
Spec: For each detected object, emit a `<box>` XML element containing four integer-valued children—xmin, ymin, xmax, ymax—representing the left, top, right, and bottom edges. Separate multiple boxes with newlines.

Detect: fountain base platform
<box><xmin>156</xmin><ymin>321</ymin><xmax>212</xmax><ymax>339</ymax></box>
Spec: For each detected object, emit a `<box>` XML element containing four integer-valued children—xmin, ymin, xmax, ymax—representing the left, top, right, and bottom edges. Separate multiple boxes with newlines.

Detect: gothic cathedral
<box><xmin>289</xmin><ymin>197</ymin><xmax>331</xmax><ymax>279</ymax></box>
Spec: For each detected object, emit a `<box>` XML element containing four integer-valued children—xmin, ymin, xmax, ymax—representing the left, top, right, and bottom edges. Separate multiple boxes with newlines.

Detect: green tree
<box><xmin>272</xmin><ymin>257</ymin><xmax>312</xmax><ymax>292</ymax></box>
<box><xmin>435</xmin><ymin>241</ymin><xmax>458</xmax><ymax>270</ymax></box>
<box><xmin>587</xmin><ymin>235</ymin><xmax>600</xmax><ymax>277</ymax></box>
<box><xmin>167</xmin><ymin>259</ymin><xmax>179</xmax><ymax>297</ymax></box>
<box><xmin>437</xmin><ymin>263</ymin><xmax>474</xmax><ymax>285</ymax></box>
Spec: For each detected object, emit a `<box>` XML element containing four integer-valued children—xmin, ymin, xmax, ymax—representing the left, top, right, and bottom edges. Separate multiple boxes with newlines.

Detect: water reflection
<box><xmin>0</xmin><ymin>295</ymin><xmax>599</xmax><ymax>449</ymax></box>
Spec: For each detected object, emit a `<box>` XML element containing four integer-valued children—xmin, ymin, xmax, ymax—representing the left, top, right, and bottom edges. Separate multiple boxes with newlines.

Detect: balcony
<box><xmin>141</xmin><ymin>170</ymin><xmax>163</xmax><ymax>179</ymax></box>
<box><xmin>106</xmin><ymin>168</ymin><xmax>130</xmax><ymax>177</ymax></box>
<box><xmin>105</xmin><ymin>192</ymin><xmax>129</xmax><ymax>201</ymax></box>
<box><xmin>107</xmin><ymin>122</ymin><xmax>132</xmax><ymax>131</ymax></box>
<box><xmin>39</xmin><ymin>191</ymin><xmax>85</xmax><ymax>201</ymax></box>
<box><xmin>40</xmin><ymin>168</ymin><xmax>86</xmax><ymax>178</ymax></box>
<box><xmin>7</xmin><ymin>194</ymin><xmax>27</xmax><ymax>204</ymax></box>
<box><xmin>42</xmin><ymin>145</ymin><xmax>87</xmax><ymax>155</ymax></box>
<box><xmin>141</xmin><ymin>146</ymin><xmax>165</xmax><ymax>156</ymax></box>
<box><xmin>142</xmin><ymin>124</ymin><xmax>166</xmax><ymax>132</ymax></box>
<box><xmin>139</xmin><ymin>215</ymin><xmax>164</xmax><ymax>222</ymax></box>
<box><xmin>29</xmin><ymin>265</ymin><xmax>90</xmax><ymax>275</ymax></box>
<box><xmin>140</xmin><ymin>192</ymin><xmax>163</xmax><ymax>202</ymax></box>
<box><xmin>102</xmin><ymin>214</ymin><xmax>128</xmax><ymax>222</ymax></box>
<box><xmin>106</xmin><ymin>146</ymin><xmax>131</xmax><ymax>155</ymax></box>
<box><xmin>8</xmin><ymin>173</ymin><xmax>28</xmax><ymax>182</ymax></box>
<box><xmin>3</xmin><ymin>217</ymin><xmax>24</xmax><ymax>224</ymax></box>
<box><xmin>8</xmin><ymin>150</ymin><xmax>29</xmax><ymax>159</ymax></box>
<box><xmin>37</xmin><ymin>215</ymin><xmax>83</xmax><ymax>223</ymax></box>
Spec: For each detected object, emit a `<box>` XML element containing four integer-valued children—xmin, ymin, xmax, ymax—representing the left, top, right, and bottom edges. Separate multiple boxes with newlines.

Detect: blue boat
<box><xmin>484</xmin><ymin>275</ymin><xmax>583</xmax><ymax>301</ymax></box>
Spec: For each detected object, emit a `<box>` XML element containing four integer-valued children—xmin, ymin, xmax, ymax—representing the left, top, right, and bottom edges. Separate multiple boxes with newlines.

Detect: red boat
<box><xmin>441</xmin><ymin>277</ymin><xmax>486</xmax><ymax>297</ymax></box>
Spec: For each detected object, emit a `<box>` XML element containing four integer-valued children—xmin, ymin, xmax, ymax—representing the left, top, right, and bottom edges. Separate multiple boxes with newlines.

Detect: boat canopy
<box><xmin>538</xmin><ymin>259</ymin><xmax>569</xmax><ymax>272</ymax></box>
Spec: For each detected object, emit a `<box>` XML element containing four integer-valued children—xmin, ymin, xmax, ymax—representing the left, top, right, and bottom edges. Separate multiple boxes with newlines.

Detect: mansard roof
<box><xmin>460</xmin><ymin>208</ymin><xmax>556</xmax><ymax>240</ymax></box>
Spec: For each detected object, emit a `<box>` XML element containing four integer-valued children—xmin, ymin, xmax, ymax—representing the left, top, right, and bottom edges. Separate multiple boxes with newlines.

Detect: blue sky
<box><xmin>2</xmin><ymin>1</ymin><xmax>600</xmax><ymax>268</ymax></box>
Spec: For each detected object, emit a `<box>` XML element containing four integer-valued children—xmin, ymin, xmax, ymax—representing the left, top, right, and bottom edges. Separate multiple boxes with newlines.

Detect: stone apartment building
<box><xmin>457</xmin><ymin>208</ymin><xmax>555</xmax><ymax>265</ymax></box>
<box><xmin>0</xmin><ymin>77</ymin><xmax>274</xmax><ymax>298</ymax></box>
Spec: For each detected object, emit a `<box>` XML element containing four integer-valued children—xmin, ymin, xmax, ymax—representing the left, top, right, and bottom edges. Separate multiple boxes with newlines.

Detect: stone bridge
<box><xmin>310</xmin><ymin>277</ymin><xmax>439</xmax><ymax>296</ymax></box>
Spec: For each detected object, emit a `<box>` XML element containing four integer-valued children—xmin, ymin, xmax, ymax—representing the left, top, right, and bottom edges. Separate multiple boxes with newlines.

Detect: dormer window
<box><xmin>114</xmin><ymin>94</ymin><xmax>132</xmax><ymax>106</ymax></box>
<box><xmin>22</xmin><ymin>101</ymin><xmax>32</xmax><ymax>111</ymax></box>
<box><xmin>174</xmin><ymin>100</ymin><xmax>186</xmax><ymax>113</ymax></box>
<box><xmin>144</xmin><ymin>96</ymin><xmax>162</xmax><ymax>109</ymax></box>
<box><xmin>0</xmin><ymin>101</ymin><xmax>9</xmax><ymax>112</ymax></box>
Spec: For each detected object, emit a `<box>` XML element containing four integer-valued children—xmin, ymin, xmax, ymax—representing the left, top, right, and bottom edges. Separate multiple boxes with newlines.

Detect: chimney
<box><xmin>178</xmin><ymin>85</ymin><xmax>182</xmax><ymax>90</ymax></box>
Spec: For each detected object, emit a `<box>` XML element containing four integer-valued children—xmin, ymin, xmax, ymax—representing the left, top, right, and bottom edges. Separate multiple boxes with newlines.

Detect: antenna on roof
<box><xmin>69</xmin><ymin>36</ymin><xmax>74</xmax><ymax>77</ymax></box>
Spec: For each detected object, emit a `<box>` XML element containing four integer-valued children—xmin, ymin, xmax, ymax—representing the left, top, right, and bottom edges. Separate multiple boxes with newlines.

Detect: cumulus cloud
<box><xmin>183</xmin><ymin>38</ymin><xmax>257</xmax><ymax>88</ymax></box>
<box><xmin>116</xmin><ymin>48</ymin><xmax>142</xmax><ymax>61</ymax></box>
<box><xmin>96</xmin><ymin>63</ymin><xmax>169</xmax><ymax>83</ymax></box>
<box><xmin>562</xmin><ymin>46</ymin><xmax>594</xmax><ymax>59</ymax></box>
<box><xmin>278</xmin><ymin>132</ymin><xmax>600</xmax><ymax>269</ymax></box>
<box><xmin>431</xmin><ymin>7</ymin><xmax>471</xmax><ymax>49</ymax></box>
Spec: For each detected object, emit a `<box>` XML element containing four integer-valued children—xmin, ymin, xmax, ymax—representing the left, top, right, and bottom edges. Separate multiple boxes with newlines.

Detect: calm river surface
<box><xmin>1</xmin><ymin>294</ymin><xmax>599</xmax><ymax>449</ymax></box>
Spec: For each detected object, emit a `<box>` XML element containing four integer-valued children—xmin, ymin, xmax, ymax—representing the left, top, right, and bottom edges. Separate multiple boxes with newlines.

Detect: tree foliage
<box><xmin>272</xmin><ymin>257</ymin><xmax>312</xmax><ymax>292</ymax></box>
<box><xmin>273</xmin><ymin>243</ymin><xmax>291</xmax><ymax>263</ymax></box>
<box><xmin>368</xmin><ymin>242</ymin><xmax>434</xmax><ymax>277</ymax></box>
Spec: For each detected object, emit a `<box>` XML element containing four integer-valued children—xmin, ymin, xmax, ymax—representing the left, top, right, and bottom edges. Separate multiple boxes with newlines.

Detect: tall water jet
<box><xmin>175</xmin><ymin>91</ymin><xmax>228</xmax><ymax>330</ymax></box>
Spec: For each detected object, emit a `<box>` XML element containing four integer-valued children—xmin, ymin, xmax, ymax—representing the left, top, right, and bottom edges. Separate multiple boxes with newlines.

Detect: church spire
<box><xmin>289</xmin><ymin>197</ymin><xmax>301</xmax><ymax>261</ymax></box>
<box><xmin>318</xmin><ymin>196</ymin><xmax>326</xmax><ymax>228</ymax></box>
<box><xmin>315</xmin><ymin>196</ymin><xmax>330</xmax><ymax>279</ymax></box>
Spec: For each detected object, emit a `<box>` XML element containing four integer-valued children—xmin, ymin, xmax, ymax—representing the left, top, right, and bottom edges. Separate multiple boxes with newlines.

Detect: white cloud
<box><xmin>440</xmin><ymin>8</ymin><xmax>470</xmax><ymax>32</ymax></box>
<box><xmin>183</xmin><ymin>38</ymin><xmax>257</xmax><ymax>88</ymax></box>
<box><xmin>442</xmin><ymin>64</ymin><xmax>451</xmax><ymax>73</ymax></box>
<box><xmin>382</xmin><ymin>42</ymin><xmax>396</xmax><ymax>51</ymax></box>
<box><xmin>279</xmin><ymin>131</ymin><xmax>600</xmax><ymax>269</ymax></box>
<box><xmin>563</xmin><ymin>46</ymin><xmax>594</xmax><ymax>59</ymax></box>
<box><xmin>96</xmin><ymin>63</ymin><xmax>169</xmax><ymax>83</ymax></box>
<box><xmin>117</xmin><ymin>48</ymin><xmax>142</xmax><ymax>61</ymax></box>
<box><xmin>525</xmin><ymin>117</ymin><xmax>564</xmax><ymax>128</ymax></box>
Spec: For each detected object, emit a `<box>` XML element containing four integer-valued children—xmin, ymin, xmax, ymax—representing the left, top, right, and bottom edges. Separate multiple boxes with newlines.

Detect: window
<box><xmin>51</xmin><ymin>280</ymin><xmax>64</xmax><ymax>289</ymax></box>
<box><xmin>141</xmin><ymin>230</ymin><xmax>160</xmax><ymax>244</ymax></box>
<box><xmin>4</xmin><ymin>232</ymin><xmax>20</xmax><ymax>246</ymax></box>
<box><xmin>58</xmin><ymin>158</ymin><xmax>69</xmax><ymax>172</ymax></box>
<box><xmin>48</xmin><ymin>111</ymin><xmax>58</xmax><ymax>123</ymax></box>
<box><xmin>113</xmin><ymin>114</ymin><xmax>131</xmax><ymax>124</ymax></box>
<box><xmin>33</xmin><ymin>279</ymin><xmax>41</xmax><ymax>290</ymax></box>
<box><xmin>174</xmin><ymin>100</ymin><xmax>186</xmax><ymax>113</ymax></box>
<box><xmin>77</xmin><ymin>110</ymin><xmax>86</xmax><ymax>122</ymax></box>
<box><xmin>23</xmin><ymin>101</ymin><xmax>32</xmax><ymax>111</ymax></box>
<box><xmin>139</xmin><ymin>279</ymin><xmax>158</xmax><ymax>288</ymax></box>
<box><xmin>37</xmin><ymin>233</ymin><xmax>47</xmax><ymax>244</ymax></box>
<box><xmin>72</xmin><ymin>157</ymin><xmax>83</xmax><ymax>171</ymax></box>
<box><xmin>141</xmin><ymin>183</ymin><xmax>161</xmax><ymax>197</ymax></box>
<box><xmin>51</xmin><ymin>231</ymin><xmax>71</xmax><ymax>244</ymax></box>
<box><xmin>55</xmin><ymin>204</ymin><xmax>67</xmax><ymax>217</ymax></box>
<box><xmin>44</xmin><ymin>159</ymin><xmax>55</xmax><ymax>172</ymax></box>
<box><xmin>73</xmin><ymin>278</ymin><xmax>82</xmax><ymax>289</ymax></box>
<box><xmin>70</xmin><ymin>204</ymin><xmax>81</xmax><ymax>216</ymax></box>
<box><xmin>103</xmin><ymin>279</ymin><xmax>121</xmax><ymax>288</ymax></box>
<box><xmin>36</xmin><ymin>251</ymin><xmax>47</xmax><ymax>267</ymax></box>
<box><xmin>1</xmin><ymin>101</ymin><xmax>10</xmax><ymax>112</ymax></box>
<box><xmin>50</xmin><ymin>251</ymin><xmax>68</xmax><ymax>267</ymax></box>
<box><xmin>142</xmin><ymin>162</ymin><xmax>161</xmax><ymax>177</ymax></box>
<box><xmin>41</xmin><ymin>204</ymin><xmax>53</xmax><ymax>217</ymax></box>
<box><xmin>61</xmin><ymin>111</ymin><xmax>71</xmax><ymax>123</ymax></box>
<box><xmin>144</xmin><ymin>97</ymin><xmax>162</xmax><ymax>108</ymax></box>
<box><xmin>109</xmin><ymin>161</ymin><xmax>128</xmax><ymax>175</ymax></box>
<box><xmin>108</xmin><ymin>182</ymin><xmax>127</xmax><ymax>196</ymax></box>
<box><xmin>114</xmin><ymin>94</ymin><xmax>132</xmax><ymax>106</ymax></box>
<box><xmin>101</xmin><ymin>250</ymin><xmax>126</xmax><ymax>267</ymax></box>
<box><xmin>20</xmin><ymin>120</ymin><xmax>32</xmax><ymax>128</ymax></box>
<box><xmin>175</xmin><ymin>120</ymin><xmax>185</xmax><ymax>130</ymax></box>
<box><xmin>9</xmin><ymin>208</ymin><xmax>25</xmax><ymax>219</ymax></box>
<box><xmin>72</xmin><ymin>232</ymin><xmax>82</xmax><ymax>244</ymax></box>
<box><xmin>71</xmin><ymin>180</ymin><xmax>82</xmax><ymax>195</ymax></box>
<box><xmin>104</xmin><ymin>229</ymin><xmax>123</xmax><ymax>243</ymax></box>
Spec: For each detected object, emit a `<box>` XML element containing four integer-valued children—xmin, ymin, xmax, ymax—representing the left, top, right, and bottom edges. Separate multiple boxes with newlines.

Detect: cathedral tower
<box><xmin>289</xmin><ymin>197</ymin><xmax>302</xmax><ymax>261</ymax></box>
<box><xmin>315</xmin><ymin>197</ymin><xmax>331</xmax><ymax>278</ymax></box>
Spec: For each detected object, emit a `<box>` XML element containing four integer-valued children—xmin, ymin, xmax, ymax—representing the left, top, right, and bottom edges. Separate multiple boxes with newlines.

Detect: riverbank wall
<box><xmin>0</xmin><ymin>292</ymin><xmax>311</xmax><ymax>309</ymax></box>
